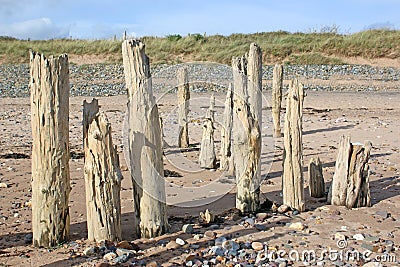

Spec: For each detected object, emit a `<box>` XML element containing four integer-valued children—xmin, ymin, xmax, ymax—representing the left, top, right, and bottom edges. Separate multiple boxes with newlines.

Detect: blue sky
<box><xmin>0</xmin><ymin>0</ymin><xmax>399</xmax><ymax>40</ymax></box>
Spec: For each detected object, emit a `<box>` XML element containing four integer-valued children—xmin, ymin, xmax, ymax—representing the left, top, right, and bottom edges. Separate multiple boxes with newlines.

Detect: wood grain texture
<box><xmin>177</xmin><ymin>67</ymin><xmax>190</xmax><ymax>148</ymax></box>
<box><xmin>122</xmin><ymin>39</ymin><xmax>168</xmax><ymax>238</ymax></box>
<box><xmin>83</xmin><ymin>99</ymin><xmax>122</xmax><ymax>242</ymax></box>
<box><xmin>283</xmin><ymin>78</ymin><xmax>305</xmax><ymax>211</ymax></box>
<box><xmin>232</xmin><ymin>56</ymin><xmax>261</xmax><ymax>213</ymax></box>
<box><xmin>30</xmin><ymin>51</ymin><xmax>70</xmax><ymax>248</ymax></box>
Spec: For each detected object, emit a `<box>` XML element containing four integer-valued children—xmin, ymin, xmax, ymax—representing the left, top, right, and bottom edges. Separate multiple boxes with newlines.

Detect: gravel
<box><xmin>1</xmin><ymin>63</ymin><xmax>399</xmax><ymax>98</ymax></box>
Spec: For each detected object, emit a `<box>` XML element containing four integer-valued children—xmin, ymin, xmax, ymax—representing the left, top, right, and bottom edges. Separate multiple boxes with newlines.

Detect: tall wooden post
<box><xmin>329</xmin><ymin>136</ymin><xmax>372</xmax><ymax>208</ymax></box>
<box><xmin>272</xmin><ymin>64</ymin><xmax>283</xmax><ymax>137</ymax></box>
<box><xmin>177</xmin><ymin>67</ymin><xmax>190</xmax><ymax>148</ymax></box>
<box><xmin>247</xmin><ymin>43</ymin><xmax>262</xmax><ymax>126</ymax></box>
<box><xmin>308</xmin><ymin>157</ymin><xmax>325</xmax><ymax>198</ymax></box>
<box><xmin>199</xmin><ymin>96</ymin><xmax>216</xmax><ymax>169</ymax></box>
<box><xmin>220</xmin><ymin>83</ymin><xmax>234</xmax><ymax>173</ymax></box>
<box><xmin>83</xmin><ymin>99</ymin><xmax>122</xmax><ymax>242</ymax></box>
<box><xmin>232</xmin><ymin>56</ymin><xmax>261</xmax><ymax>213</ymax></box>
<box><xmin>282</xmin><ymin>79</ymin><xmax>305</xmax><ymax>211</ymax></box>
<box><xmin>122</xmin><ymin>39</ymin><xmax>168</xmax><ymax>238</ymax></box>
<box><xmin>30</xmin><ymin>51</ymin><xmax>70</xmax><ymax>248</ymax></box>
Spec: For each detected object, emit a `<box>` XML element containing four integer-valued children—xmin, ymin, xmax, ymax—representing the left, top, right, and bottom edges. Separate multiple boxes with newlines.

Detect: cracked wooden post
<box><xmin>247</xmin><ymin>43</ymin><xmax>262</xmax><ymax>126</ymax></box>
<box><xmin>199</xmin><ymin>96</ymin><xmax>216</xmax><ymax>169</ymax></box>
<box><xmin>177</xmin><ymin>67</ymin><xmax>190</xmax><ymax>148</ymax></box>
<box><xmin>83</xmin><ymin>99</ymin><xmax>122</xmax><ymax>242</ymax></box>
<box><xmin>232</xmin><ymin>56</ymin><xmax>261</xmax><ymax>213</ymax></box>
<box><xmin>220</xmin><ymin>83</ymin><xmax>234</xmax><ymax>173</ymax></box>
<box><xmin>247</xmin><ymin>43</ymin><xmax>262</xmax><ymax>193</ymax></box>
<box><xmin>282</xmin><ymin>78</ymin><xmax>305</xmax><ymax>211</ymax></box>
<box><xmin>30</xmin><ymin>51</ymin><xmax>70</xmax><ymax>248</ymax></box>
<box><xmin>329</xmin><ymin>135</ymin><xmax>351</xmax><ymax>206</ymax></box>
<box><xmin>272</xmin><ymin>64</ymin><xmax>283</xmax><ymax>137</ymax></box>
<box><xmin>308</xmin><ymin>157</ymin><xmax>325</xmax><ymax>198</ymax></box>
<box><xmin>329</xmin><ymin>136</ymin><xmax>372</xmax><ymax>208</ymax></box>
<box><xmin>122</xmin><ymin>39</ymin><xmax>168</xmax><ymax>238</ymax></box>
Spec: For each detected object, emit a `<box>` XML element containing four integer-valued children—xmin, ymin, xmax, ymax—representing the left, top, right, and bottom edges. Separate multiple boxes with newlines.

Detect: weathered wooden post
<box><xmin>272</xmin><ymin>64</ymin><xmax>283</xmax><ymax>137</ymax></box>
<box><xmin>199</xmin><ymin>96</ymin><xmax>216</xmax><ymax>169</ymax></box>
<box><xmin>30</xmin><ymin>51</ymin><xmax>70</xmax><ymax>247</ymax></box>
<box><xmin>220</xmin><ymin>83</ymin><xmax>234</xmax><ymax>173</ymax></box>
<box><xmin>282</xmin><ymin>78</ymin><xmax>305</xmax><ymax>211</ymax></box>
<box><xmin>247</xmin><ymin>43</ymin><xmax>262</xmax><ymax>126</ymax></box>
<box><xmin>83</xmin><ymin>99</ymin><xmax>122</xmax><ymax>242</ymax></box>
<box><xmin>308</xmin><ymin>157</ymin><xmax>325</xmax><ymax>198</ymax></box>
<box><xmin>329</xmin><ymin>136</ymin><xmax>372</xmax><ymax>208</ymax></box>
<box><xmin>232</xmin><ymin>55</ymin><xmax>261</xmax><ymax>213</ymax></box>
<box><xmin>122</xmin><ymin>39</ymin><xmax>168</xmax><ymax>238</ymax></box>
<box><xmin>177</xmin><ymin>67</ymin><xmax>190</xmax><ymax>148</ymax></box>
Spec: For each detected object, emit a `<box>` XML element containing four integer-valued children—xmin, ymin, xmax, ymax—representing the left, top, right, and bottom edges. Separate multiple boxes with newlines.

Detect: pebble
<box><xmin>146</xmin><ymin>261</ymin><xmax>159</xmax><ymax>267</ymax></box>
<box><xmin>254</xmin><ymin>224</ymin><xmax>267</xmax><ymax>231</ymax></box>
<box><xmin>204</xmin><ymin>230</ymin><xmax>217</xmax><ymax>238</ymax></box>
<box><xmin>375</xmin><ymin>210</ymin><xmax>389</xmax><ymax>219</ymax></box>
<box><xmin>24</xmin><ymin>233</ymin><xmax>33</xmax><ymax>244</ymax></box>
<box><xmin>175</xmin><ymin>238</ymin><xmax>185</xmax><ymax>245</ymax></box>
<box><xmin>193</xmin><ymin>234</ymin><xmax>202</xmax><ymax>240</ymax></box>
<box><xmin>364</xmin><ymin>236</ymin><xmax>380</xmax><ymax>242</ymax></box>
<box><xmin>277</xmin><ymin>204</ymin><xmax>290</xmax><ymax>213</ymax></box>
<box><xmin>288</xmin><ymin>222</ymin><xmax>306</xmax><ymax>231</ymax></box>
<box><xmin>251</xmin><ymin>241</ymin><xmax>264</xmax><ymax>251</ymax></box>
<box><xmin>95</xmin><ymin>263</ymin><xmax>111</xmax><ymax>267</ymax></box>
<box><xmin>353</xmin><ymin>233</ymin><xmax>365</xmax><ymax>240</ymax></box>
<box><xmin>116</xmin><ymin>240</ymin><xmax>133</xmax><ymax>249</ymax></box>
<box><xmin>209</xmin><ymin>246</ymin><xmax>225</xmax><ymax>256</ymax></box>
<box><xmin>103</xmin><ymin>252</ymin><xmax>117</xmax><ymax>261</ymax></box>
<box><xmin>209</xmin><ymin>224</ymin><xmax>220</xmax><ymax>230</ymax></box>
<box><xmin>83</xmin><ymin>246</ymin><xmax>97</xmax><ymax>256</ymax></box>
<box><xmin>214</xmin><ymin>236</ymin><xmax>227</xmax><ymax>246</ymax></box>
<box><xmin>182</xmin><ymin>224</ymin><xmax>194</xmax><ymax>234</ymax></box>
<box><xmin>114</xmin><ymin>254</ymin><xmax>129</xmax><ymax>263</ymax></box>
<box><xmin>256</xmin><ymin>212</ymin><xmax>268</xmax><ymax>221</ymax></box>
<box><xmin>3</xmin><ymin>63</ymin><xmax>398</xmax><ymax>98</ymax></box>
<box><xmin>222</xmin><ymin>240</ymin><xmax>240</xmax><ymax>251</ymax></box>
<box><xmin>244</xmin><ymin>217</ymin><xmax>255</xmax><ymax>226</ymax></box>
<box><xmin>0</xmin><ymin>183</ymin><xmax>8</xmax><ymax>188</ymax></box>
<box><xmin>334</xmin><ymin>232</ymin><xmax>347</xmax><ymax>240</ymax></box>
<box><xmin>115</xmin><ymin>248</ymin><xmax>132</xmax><ymax>257</ymax></box>
<box><xmin>166</xmin><ymin>241</ymin><xmax>180</xmax><ymax>250</ymax></box>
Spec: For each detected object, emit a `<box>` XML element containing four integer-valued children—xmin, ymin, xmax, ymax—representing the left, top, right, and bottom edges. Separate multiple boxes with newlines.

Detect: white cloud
<box><xmin>0</xmin><ymin>17</ymin><xmax>69</xmax><ymax>40</ymax></box>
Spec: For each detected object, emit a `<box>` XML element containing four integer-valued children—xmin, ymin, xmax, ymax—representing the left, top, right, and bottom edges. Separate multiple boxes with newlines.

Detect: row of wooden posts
<box><xmin>29</xmin><ymin>41</ymin><xmax>372</xmax><ymax>248</ymax></box>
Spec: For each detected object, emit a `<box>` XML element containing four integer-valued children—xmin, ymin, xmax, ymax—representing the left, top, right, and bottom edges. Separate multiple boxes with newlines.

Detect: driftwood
<box><xmin>232</xmin><ymin>56</ymin><xmax>261</xmax><ymax>213</ymax></box>
<box><xmin>220</xmin><ymin>83</ymin><xmax>234</xmax><ymax>173</ymax></box>
<box><xmin>83</xmin><ymin>99</ymin><xmax>122</xmax><ymax>242</ymax></box>
<box><xmin>282</xmin><ymin>79</ymin><xmax>305</xmax><ymax>211</ymax></box>
<box><xmin>122</xmin><ymin>39</ymin><xmax>168</xmax><ymax>238</ymax></box>
<box><xmin>199</xmin><ymin>96</ymin><xmax>217</xmax><ymax>169</ymax></box>
<box><xmin>177</xmin><ymin>67</ymin><xmax>190</xmax><ymax>148</ymax></box>
<box><xmin>30</xmin><ymin>51</ymin><xmax>70</xmax><ymax>248</ymax></box>
<box><xmin>308</xmin><ymin>157</ymin><xmax>325</xmax><ymax>198</ymax></box>
<box><xmin>329</xmin><ymin>136</ymin><xmax>372</xmax><ymax>208</ymax></box>
<box><xmin>272</xmin><ymin>64</ymin><xmax>283</xmax><ymax>137</ymax></box>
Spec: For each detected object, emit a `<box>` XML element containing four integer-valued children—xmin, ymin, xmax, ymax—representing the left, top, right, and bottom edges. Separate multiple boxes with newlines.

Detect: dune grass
<box><xmin>0</xmin><ymin>30</ymin><xmax>399</xmax><ymax>65</ymax></box>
